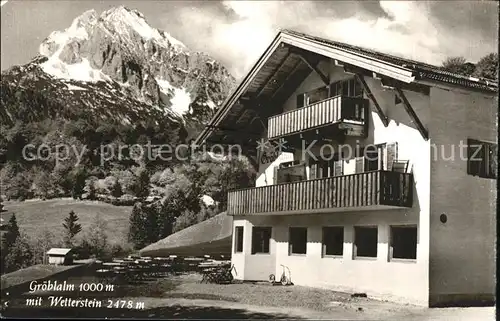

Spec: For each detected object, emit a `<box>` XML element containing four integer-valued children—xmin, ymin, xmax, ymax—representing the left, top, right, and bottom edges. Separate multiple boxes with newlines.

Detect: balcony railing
<box><xmin>267</xmin><ymin>95</ymin><xmax>368</xmax><ymax>140</ymax></box>
<box><xmin>227</xmin><ymin>171</ymin><xmax>413</xmax><ymax>216</ymax></box>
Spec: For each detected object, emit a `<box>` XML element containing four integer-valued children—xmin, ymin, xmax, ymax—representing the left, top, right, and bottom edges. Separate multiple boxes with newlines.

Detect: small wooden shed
<box><xmin>47</xmin><ymin>248</ymin><xmax>73</xmax><ymax>266</ymax></box>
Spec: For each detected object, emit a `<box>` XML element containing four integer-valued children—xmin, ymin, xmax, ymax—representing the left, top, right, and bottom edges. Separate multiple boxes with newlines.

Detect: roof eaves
<box><xmin>194</xmin><ymin>32</ymin><xmax>286</xmax><ymax>146</ymax></box>
<box><xmin>279</xmin><ymin>32</ymin><xmax>415</xmax><ymax>83</ymax></box>
<box><xmin>282</xmin><ymin>29</ymin><xmax>498</xmax><ymax>93</ymax></box>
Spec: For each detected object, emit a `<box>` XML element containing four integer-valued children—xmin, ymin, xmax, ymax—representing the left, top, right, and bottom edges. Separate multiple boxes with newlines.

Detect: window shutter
<box><xmin>385</xmin><ymin>142</ymin><xmax>398</xmax><ymax>171</ymax></box>
<box><xmin>310</xmin><ymin>162</ymin><xmax>317</xmax><ymax>180</ymax></box>
<box><xmin>355</xmin><ymin>156</ymin><xmax>365</xmax><ymax>173</ymax></box>
<box><xmin>273</xmin><ymin>166</ymin><xmax>279</xmax><ymax>184</ymax></box>
<box><xmin>296</xmin><ymin>94</ymin><xmax>305</xmax><ymax>108</ymax></box>
<box><xmin>342</xmin><ymin>80</ymin><xmax>349</xmax><ymax>96</ymax></box>
<box><xmin>467</xmin><ymin>139</ymin><xmax>483</xmax><ymax>176</ymax></box>
<box><xmin>334</xmin><ymin>159</ymin><xmax>343</xmax><ymax>176</ymax></box>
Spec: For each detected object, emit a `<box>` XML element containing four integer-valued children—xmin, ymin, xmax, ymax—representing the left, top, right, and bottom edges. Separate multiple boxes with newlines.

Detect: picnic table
<box><xmin>102</xmin><ymin>262</ymin><xmax>123</xmax><ymax>267</ymax></box>
<box><xmin>94</xmin><ymin>256</ymin><xmax>177</xmax><ymax>283</ymax></box>
<box><xmin>199</xmin><ymin>263</ymin><xmax>235</xmax><ymax>284</ymax></box>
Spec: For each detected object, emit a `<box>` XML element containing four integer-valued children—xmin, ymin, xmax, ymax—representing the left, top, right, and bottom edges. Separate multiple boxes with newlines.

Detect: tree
<box><xmin>71</xmin><ymin>167</ymin><xmax>87</xmax><ymax>199</ymax></box>
<box><xmin>110</xmin><ymin>179</ymin><xmax>123</xmax><ymax>198</ymax></box>
<box><xmin>33</xmin><ymin>171</ymin><xmax>54</xmax><ymax>200</ymax></box>
<box><xmin>62</xmin><ymin>210</ymin><xmax>82</xmax><ymax>247</ymax></box>
<box><xmin>133</xmin><ymin>168</ymin><xmax>150</xmax><ymax>199</ymax></box>
<box><xmin>30</xmin><ymin>229</ymin><xmax>60</xmax><ymax>265</ymax></box>
<box><xmin>1</xmin><ymin>214</ymin><xmax>20</xmax><ymax>273</ymax></box>
<box><xmin>84</xmin><ymin>177</ymin><xmax>98</xmax><ymax>200</ymax></box>
<box><xmin>83</xmin><ymin>214</ymin><xmax>108</xmax><ymax>258</ymax></box>
<box><xmin>172</xmin><ymin>209</ymin><xmax>198</xmax><ymax>233</ymax></box>
<box><xmin>442</xmin><ymin>56</ymin><xmax>476</xmax><ymax>76</ymax></box>
<box><xmin>128</xmin><ymin>203</ymin><xmax>148</xmax><ymax>249</ymax></box>
<box><xmin>5</xmin><ymin>172</ymin><xmax>32</xmax><ymax>201</ymax></box>
<box><xmin>4</xmin><ymin>234</ymin><xmax>33</xmax><ymax>273</ymax></box>
<box><xmin>2</xmin><ymin>214</ymin><xmax>20</xmax><ymax>252</ymax></box>
<box><xmin>473</xmin><ymin>53</ymin><xmax>498</xmax><ymax>81</ymax></box>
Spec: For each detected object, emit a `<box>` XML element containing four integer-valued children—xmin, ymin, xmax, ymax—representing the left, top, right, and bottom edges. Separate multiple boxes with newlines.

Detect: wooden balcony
<box><xmin>267</xmin><ymin>95</ymin><xmax>368</xmax><ymax>140</ymax></box>
<box><xmin>227</xmin><ymin>171</ymin><xmax>413</xmax><ymax>216</ymax></box>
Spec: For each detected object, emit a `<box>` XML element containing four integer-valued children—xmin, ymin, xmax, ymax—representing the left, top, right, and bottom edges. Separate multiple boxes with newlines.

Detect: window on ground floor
<box><xmin>390</xmin><ymin>225</ymin><xmax>417</xmax><ymax>260</ymax></box>
<box><xmin>289</xmin><ymin>227</ymin><xmax>307</xmax><ymax>255</ymax></box>
<box><xmin>322</xmin><ymin>226</ymin><xmax>344</xmax><ymax>257</ymax></box>
<box><xmin>234</xmin><ymin>226</ymin><xmax>244</xmax><ymax>253</ymax></box>
<box><xmin>251</xmin><ymin>227</ymin><xmax>272</xmax><ymax>254</ymax></box>
<box><xmin>354</xmin><ymin>226</ymin><xmax>378</xmax><ymax>258</ymax></box>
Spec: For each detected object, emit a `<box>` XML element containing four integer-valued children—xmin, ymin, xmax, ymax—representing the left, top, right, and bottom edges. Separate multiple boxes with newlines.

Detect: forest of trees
<box><xmin>441</xmin><ymin>53</ymin><xmax>498</xmax><ymax>80</ymax></box>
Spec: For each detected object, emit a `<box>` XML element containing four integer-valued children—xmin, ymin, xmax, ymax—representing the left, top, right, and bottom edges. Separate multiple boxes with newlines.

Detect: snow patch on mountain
<box><xmin>156</xmin><ymin>77</ymin><xmax>192</xmax><ymax>116</ymax></box>
<box><xmin>41</xmin><ymin>57</ymin><xmax>111</xmax><ymax>82</ymax></box>
<box><xmin>39</xmin><ymin>9</ymin><xmax>96</xmax><ymax>57</ymax></box>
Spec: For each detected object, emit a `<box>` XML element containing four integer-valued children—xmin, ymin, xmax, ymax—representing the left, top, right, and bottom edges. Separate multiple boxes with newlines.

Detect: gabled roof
<box><xmin>195</xmin><ymin>29</ymin><xmax>498</xmax><ymax>147</ymax></box>
<box><xmin>282</xmin><ymin>30</ymin><xmax>497</xmax><ymax>92</ymax></box>
<box><xmin>47</xmin><ymin>248</ymin><xmax>72</xmax><ymax>255</ymax></box>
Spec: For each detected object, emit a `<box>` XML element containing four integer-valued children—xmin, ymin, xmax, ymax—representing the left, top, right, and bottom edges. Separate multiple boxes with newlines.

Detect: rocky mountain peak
<box><xmin>5</xmin><ymin>7</ymin><xmax>236</xmax><ymax>126</ymax></box>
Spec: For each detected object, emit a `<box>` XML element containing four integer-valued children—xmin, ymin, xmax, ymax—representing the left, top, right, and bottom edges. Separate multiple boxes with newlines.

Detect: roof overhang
<box><xmin>280</xmin><ymin>33</ymin><xmax>415</xmax><ymax>83</ymax></box>
<box><xmin>195</xmin><ymin>32</ymin><xmax>414</xmax><ymax>148</ymax></box>
<box><xmin>195</xmin><ymin>30</ymin><xmax>497</xmax><ymax>148</ymax></box>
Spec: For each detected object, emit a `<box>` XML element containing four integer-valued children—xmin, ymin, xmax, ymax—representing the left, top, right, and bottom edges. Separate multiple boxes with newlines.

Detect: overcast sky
<box><xmin>1</xmin><ymin>0</ymin><xmax>498</xmax><ymax>78</ymax></box>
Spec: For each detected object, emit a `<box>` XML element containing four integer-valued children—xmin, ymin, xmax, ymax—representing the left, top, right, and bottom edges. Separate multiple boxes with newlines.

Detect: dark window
<box><xmin>310</xmin><ymin>154</ymin><xmax>343</xmax><ymax>179</ymax></box>
<box><xmin>329</xmin><ymin>78</ymin><xmax>363</xmax><ymax>97</ymax></box>
<box><xmin>354</xmin><ymin>226</ymin><xmax>378</xmax><ymax>258</ymax></box>
<box><xmin>356</xmin><ymin>144</ymin><xmax>386</xmax><ymax>172</ymax></box>
<box><xmin>234</xmin><ymin>226</ymin><xmax>244</xmax><ymax>253</ymax></box>
<box><xmin>364</xmin><ymin>145</ymin><xmax>381</xmax><ymax>171</ymax></box>
<box><xmin>467</xmin><ymin>138</ymin><xmax>497</xmax><ymax>179</ymax></box>
<box><xmin>322</xmin><ymin>226</ymin><xmax>344</xmax><ymax>256</ymax></box>
<box><xmin>296</xmin><ymin>93</ymin><xmax>305</xmax><ymax>108</ymax></box>
<box><xmin>289</xmin><ymin>227</ymin><xmax>307</xmax><ymax>255</ymax></box>
<box><xmin>251</xmin><ymin>227</ymin><xmax>271</xmax><ymax>254</ymax></box>
<box><xmin>307</xmin><ymin>86</ymin><xmax>329</xmax><ymax>105</ymax></box>
<box><xmin>296</xmin><ymin>86</ymin><xmax>329</xmax><ymax>108</ymax></box>
<box><xmin>342</xmin><ymin>80</ymin><xmax>349</xmax><ymax>96</ymax></box>
<box><xmin>390</xmin><ymin>226</ymin><xmax>417</xmax><ymax>260</ymax></box>
<box><xmin>353</xmin><ymin>79</ymin><xmax>363</xmax><ymax>97</ymax></box>
<box><xmin>330</xmin><ymin>81</ymin><xmax>342</xmax><ymax>97</ymax></box>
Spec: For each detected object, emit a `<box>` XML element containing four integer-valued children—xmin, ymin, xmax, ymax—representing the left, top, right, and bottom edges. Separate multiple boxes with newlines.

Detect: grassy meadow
<box><xmin>1</xmin><ymin>198</ymin><xmax>132</xmax><ymax>245</ymax></box>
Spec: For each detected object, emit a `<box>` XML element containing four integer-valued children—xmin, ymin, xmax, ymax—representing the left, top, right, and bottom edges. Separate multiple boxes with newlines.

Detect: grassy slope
<box><xmin>0</xmin><ymin>198</ymin><xmax>132</xmax><ymax>245</ymax></box>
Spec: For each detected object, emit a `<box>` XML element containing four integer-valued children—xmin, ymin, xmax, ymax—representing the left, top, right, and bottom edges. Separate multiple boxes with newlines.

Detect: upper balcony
<box><xmin>267</xmin><ymin>95</ymin><xmax>368</xmax><ymax>141</ymax></box>
<box><xmin>227</xmin><ymin>170</ymin><xmax>413</xmax><ymax>216</ymax></box>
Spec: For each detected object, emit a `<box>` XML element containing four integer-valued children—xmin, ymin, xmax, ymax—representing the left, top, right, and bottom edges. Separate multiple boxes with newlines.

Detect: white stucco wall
<box><xmin>272</xmin><ymin>211</ymin><xmax>426</xmax><ymax>305</ymax></box>
<box><xmin>427</xmin><ymin>87</ymin><xmax>497</xmax><ymax>306</ymax></box>
<box><xmin>231</xmin><ymin>216</ymin><xmax>277</xmax><ymax>281</ymax></box>
<box><xmin>236</xmin><ymin>59</ymin><xmax>433</xmax><ymax>305</ymax></box>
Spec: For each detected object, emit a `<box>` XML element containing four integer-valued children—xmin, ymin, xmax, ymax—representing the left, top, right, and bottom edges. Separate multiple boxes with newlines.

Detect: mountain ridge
<box><xmin>1</xmin><ymin>6</ymin><xmax>236</xmax><ymax>131</ymax></box>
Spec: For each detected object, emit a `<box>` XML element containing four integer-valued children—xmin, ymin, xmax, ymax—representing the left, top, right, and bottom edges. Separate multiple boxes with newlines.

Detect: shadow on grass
<box><xmin>3</xmin><ymin>305</ymin><xmax>300</xmax><ymax>319</ymax></box>
<box><xmin>162</xmin><ymin>293</ymin><xmax>238</xmax><ymax>302</ymax></box>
